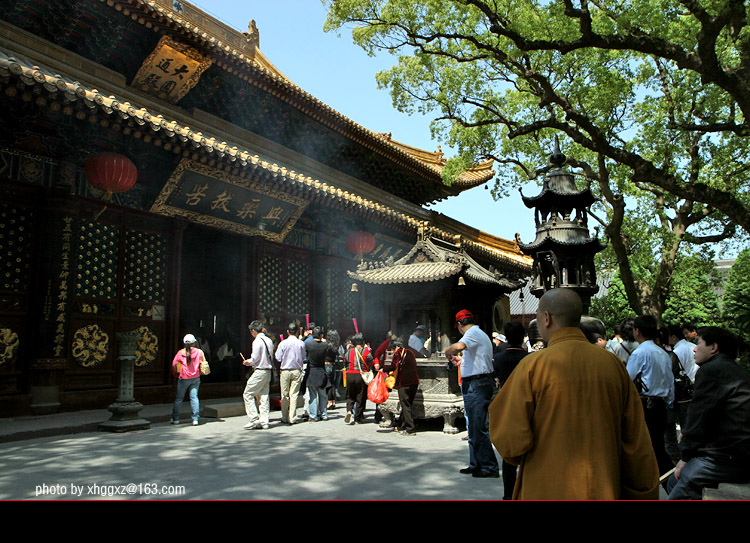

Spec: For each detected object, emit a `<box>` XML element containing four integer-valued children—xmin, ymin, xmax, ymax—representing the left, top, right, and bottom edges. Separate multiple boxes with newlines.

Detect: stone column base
<box><xmin>29</xmin><ymin>385</ymin><xmax>62</xmax><ymax>416</ymax></box>
<box><xmin>98</xmin><ymin>401</ymin><xmax>151</xmax><ymax>432</ymax></box>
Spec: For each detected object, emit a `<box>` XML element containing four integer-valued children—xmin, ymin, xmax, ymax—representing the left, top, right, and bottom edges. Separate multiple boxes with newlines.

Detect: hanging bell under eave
<box><xmin>351</xmin><ymin>282</ymin><xmax>358</xmax><ymax>293</ymax></box>
<box><xmin>458</xmin><ymin>276</ymin><xmax>466</xmax><ymax>286</ymax></box>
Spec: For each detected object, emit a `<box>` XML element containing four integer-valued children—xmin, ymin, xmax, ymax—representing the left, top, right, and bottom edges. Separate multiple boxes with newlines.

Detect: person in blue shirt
<box><xmin>626</xmin><ymin>315</ymin><xmax>675</xmax><ymax>476</ymax></box>
<box><xmin>408</xmin><ymin>325</ymin><xmax>429</xmax><ymax>357</ymax></box>
<box><xmin>445</xmin><ymin>309</ymin><xmax>499</xmax><ymax>479</ymax></box>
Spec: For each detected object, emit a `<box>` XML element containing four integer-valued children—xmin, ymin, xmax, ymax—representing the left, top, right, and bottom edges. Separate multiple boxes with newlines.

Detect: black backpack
<box><xmin>670</xmin><ymin>351</ymin><xmax>694</xmax><ymax>402</ymax></box>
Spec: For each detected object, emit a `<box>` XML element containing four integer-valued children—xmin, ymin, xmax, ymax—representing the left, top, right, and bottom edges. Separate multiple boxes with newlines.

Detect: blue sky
<box><xmin>188</xmin><ymin>0</ymin><xmax>540</xmax><ymax>245</ymax></box>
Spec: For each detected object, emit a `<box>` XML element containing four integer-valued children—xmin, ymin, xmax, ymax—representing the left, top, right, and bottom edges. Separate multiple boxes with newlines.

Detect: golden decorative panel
<box><xmin>0</xmin><ymin>326</ymin><xmax>19</xmax><ymax>367</ymax></box>
<box><xmin>71</xmin><ymin>323</ymin><xmax>110</xmax><ymax>368</ymax></box>
<box><xmin>325</xmin><ymin>272</ymin><xmax>341</xmax><ymax>326</ymax></box>
<box><xmin>131</xmin><ymin>35</ymin><xmax>213</xmax><ymax>103</ymax></box>
<box><xmin>259</xmin><ymin>255</ymin><xmax>282</xmax><ymax>313</ymax></box>
<box><xmin>133</xmin><ymin>325</ymin><xmax>159</xmax><ymax>368</ymax></box>
<box><xmin>74</xmin><ymin>221</ymin><xmax>119</xmax><ymax>300</ymax></box>
<box><xmin>0</xmin><ymin>203</ymin><xmax>33</xmax><ymax>293</ymax></box>
<box><xmin>151</xmin><ymin>159</ymin><xmax>308</xmax><ymax>242</ymax></box>
<box><xmin>286</xmin><ymin>260</ymin><xmax>310</xmax><ymax>314</ymax></box>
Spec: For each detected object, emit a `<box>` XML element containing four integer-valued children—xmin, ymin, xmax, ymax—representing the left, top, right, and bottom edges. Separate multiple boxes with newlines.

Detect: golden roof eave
<box><xmin>376</xmin><ymin>132</ymin><xmax>495</xmax><ymax>190</ymax></box>
<box><xmin>123</xmin><ymin>0</ymin><xmax>486</xmax><ymax>194</ymax></box>
<box><xmin>0</xmin><ymin>43</ymin><xmax>525</xmax><ymax>274</ymax></box>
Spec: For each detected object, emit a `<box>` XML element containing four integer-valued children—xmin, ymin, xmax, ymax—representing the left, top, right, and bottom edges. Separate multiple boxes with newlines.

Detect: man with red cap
<box><xmin>445</xmin><ymin>309</ymin><xmax>500</xmax><ymax>478</ymax></box>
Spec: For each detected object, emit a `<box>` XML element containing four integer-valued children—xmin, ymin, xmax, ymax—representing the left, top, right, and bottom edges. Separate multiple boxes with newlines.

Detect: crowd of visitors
<box><xmin>171</xmin><ymin>289</ymin><xmax>749</xmax><ymax>500</ymax></box>
<box><xmin>488</xmin><ymin>292</ymin><xmax>750</xmax><ymax>500</ymax></box>
<box><xmin>229</xmin><ymin>320</ymin><xmax>425</xmax><ymax>433</ymax></box>
<box><xmin>586</xmin><ymin>314</ymin><xmax>750</xmax><ymax>500</ymax></box>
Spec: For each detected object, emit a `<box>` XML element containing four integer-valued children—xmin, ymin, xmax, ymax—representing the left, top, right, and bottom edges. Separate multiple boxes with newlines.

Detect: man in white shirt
<box><xmin>408</xmin><ymin>325</ymin><xmax>429</xmax><ymax>357</ymax></box>
<box><xmin>665</xmin><ymin>325</ymin><xmax>697</xmax><ymax>463</ymax></box>
<box><xmin>682</xmin><ymin>322</ymin><xmax>699</xmax><ymax>345</ymax></box>
<box><xmin>612</xmin><ymin>318</ymin><xmax>639</xmax><ymax>363</ymax></box>
<box><xmin>605</xmin><ymin>323</ymin><xmax>623</xmax><ymax>354</ymax></box>
<box><xmin>445</xmin><ymin>309</ymin><xmax>499</xmax><ymax>479</ymax></box>
<box><xmin>242</xmin><ymin>320</ymin><xmax>274</xmax><ymax>429</ymax></box>
<box><xmin>276</xmin><ymin>322</ymin><xmax>306</xmax><ymax>425</ymax></box>
<box><xmin>670</xmin><ymin>325</ymin><xmax>698</xmax><ymax>383</ymax></box>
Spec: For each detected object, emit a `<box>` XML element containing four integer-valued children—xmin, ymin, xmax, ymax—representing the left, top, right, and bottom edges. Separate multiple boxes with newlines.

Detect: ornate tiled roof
<box><xmin>519</xmin><ymin>139</ymin><xmax>596</xmax><ymax>207</ymax></box>
<box><xmin>517</xmin><ymin>224</ymin><xmax>607</xmax><ymax>252</ymax></box>
<box><xmin>517</xmin><ymin>137</ymin><xmax>606</xmax><ymax>255</ymax></box>
<box><xmin>349</xmin><ymin>230</ymin><xmax>525</xmax><ymax>292</ymax></box>
<box><xmin>124</xmin><ymin>0</ymin><xmax>491</xmax><ymax>197</ymax></box>
<box><xmin>377</xmin><ymin>133</ymin><xmax>494</xmax><ymax>190</ymax></box>
<box><xmin>0</xmin><ymin>45</ymin><xmax>527</xmax><ymax>273</ymax></box>
<box><xmin>347</xmin><ymin>260</ymin><xmax>462</xmax><ymax>285</ymax></box>
<box><xmin>520</xmin><ymin>180</ymin><xmax>596</xmax><ymax>207</ymax></box>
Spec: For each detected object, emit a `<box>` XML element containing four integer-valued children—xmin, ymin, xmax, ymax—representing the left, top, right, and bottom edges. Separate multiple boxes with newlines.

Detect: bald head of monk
<box><xmin>536</xmin><ymin>288</ymin><xmax>583</xmax><ymax>343</ymax></box>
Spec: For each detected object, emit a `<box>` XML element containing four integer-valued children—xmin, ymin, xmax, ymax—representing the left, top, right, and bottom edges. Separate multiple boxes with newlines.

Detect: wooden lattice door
<box><xmin>65</xmin><ymin>212</ymin><xmax>173</xmax><ymax>390</ymax></box>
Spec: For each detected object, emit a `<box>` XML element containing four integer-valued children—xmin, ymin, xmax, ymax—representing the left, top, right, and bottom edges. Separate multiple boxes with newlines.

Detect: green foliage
<box><xmin>593</xmin><ymin>252</ymin><xmax>722</xmax><ymax>330</ymax></box>
<box><xmin>325</xmin><ymin>0</ymin><xmax>750</xmax><ymax>319</ymax></box>
<box><xmin>722</xmin><ymin>248</ymin><xmax>750</xmax><ymax>341</ymax></box>
<box><xmin>324</xmin><ymin>0</ymin><xmax>750</xmax><ymax>231</ymax></box>
<box><xmin>661</xmin><ymin>255</ymin><xmax>722</xmax><ymax>327</ymax></box>
<box><xmin>589</xmin><ymin>271</ymin><xmax>636</xmax><ymax>332</ymax></box>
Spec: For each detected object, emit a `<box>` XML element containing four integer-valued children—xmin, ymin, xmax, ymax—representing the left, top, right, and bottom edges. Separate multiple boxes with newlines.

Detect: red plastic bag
<box><xmin>367</xmin><ymin>371</ymin><xmax>390</xmax><ymax>404</ymax></box>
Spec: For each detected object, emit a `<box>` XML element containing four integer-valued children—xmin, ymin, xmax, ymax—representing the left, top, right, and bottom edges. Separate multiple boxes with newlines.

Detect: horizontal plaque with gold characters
<box><xmin>131</xmin><ymin>35</ymin><xmax>212</xmax><ymax>103</ymax></box>
<box><xmin>151</xmin><ymin>159</ymin><xmax>308</xmax><ymax>241</ymax></box>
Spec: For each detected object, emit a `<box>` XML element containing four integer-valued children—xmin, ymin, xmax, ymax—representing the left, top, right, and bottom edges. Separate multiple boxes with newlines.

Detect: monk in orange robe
<box><xmin>489</xmin><ymin>289</ymin><xmax>660</xmax><ymax>500</ymax></box>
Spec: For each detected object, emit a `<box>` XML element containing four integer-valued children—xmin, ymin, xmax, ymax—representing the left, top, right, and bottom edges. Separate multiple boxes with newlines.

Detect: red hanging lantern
<box><xmin>346</xmin><ymin>231</ymin><xmax>376</xmax><ymax>260</ymax></box>
<box><xmin>84</xmin><ymin>152</ymin><xmax>138</xmax><ymax>202</ymax></box>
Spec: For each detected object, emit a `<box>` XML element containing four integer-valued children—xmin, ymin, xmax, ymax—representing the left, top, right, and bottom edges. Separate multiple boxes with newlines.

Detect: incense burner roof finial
<box><xmin>550</xmin><ymin>135</ymin><xmax>566</xmax><ymax>168</ymax></box>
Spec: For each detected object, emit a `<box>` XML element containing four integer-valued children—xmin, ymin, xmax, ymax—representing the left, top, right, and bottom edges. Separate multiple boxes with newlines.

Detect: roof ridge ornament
<box><xmin>550</xmin><ymin>135</ymin><xmax>566</xmax><ymax>167</ymax></box>
<box><xmin>242</xmin><ymin>20</ymin><xmax>259</xmax><ymax>57</ymax></box>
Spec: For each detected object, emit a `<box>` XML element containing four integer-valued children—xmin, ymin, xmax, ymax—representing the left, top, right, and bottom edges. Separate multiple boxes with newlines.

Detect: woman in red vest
<box><xmin>344</xmin><ymin>333</ymin><xmax>373</xmax><ymax>424</ymax></box>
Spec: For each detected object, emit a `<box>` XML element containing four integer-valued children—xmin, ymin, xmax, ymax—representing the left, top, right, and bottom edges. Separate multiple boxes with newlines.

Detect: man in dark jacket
<box><xmin>667</xmin><ymin>326</ymin><xmax>750</xmax><ymax>499</ymax></box>
<box><xmin>492</xmin><ymin>321</ymin><xmax>528</xmax><ymax>499</ymax></box>
<box><xmin>385</xmin><ymin>338</ymin><xmax>420</xmax><ymax>436</ymax></box>
<box><xmin>493</xmin><ymin>322</ymin><xmax>527</xmax><ymax>389</ymax></box>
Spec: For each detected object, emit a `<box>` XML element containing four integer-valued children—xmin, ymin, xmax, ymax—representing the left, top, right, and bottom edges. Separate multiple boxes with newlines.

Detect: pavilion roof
<box><xmin>348</xmin><ymin>229</ymin><xmax>527</xmax><ymax>292</ymax></box>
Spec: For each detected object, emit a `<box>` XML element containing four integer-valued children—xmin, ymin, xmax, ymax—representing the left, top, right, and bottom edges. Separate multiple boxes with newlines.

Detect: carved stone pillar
<box><xmin>98</xmin><ymin>330</ymin><xmax>151</xmax><ymax>432</ymax></box>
